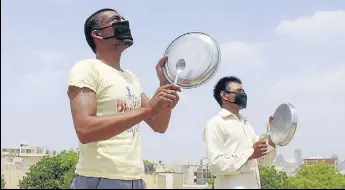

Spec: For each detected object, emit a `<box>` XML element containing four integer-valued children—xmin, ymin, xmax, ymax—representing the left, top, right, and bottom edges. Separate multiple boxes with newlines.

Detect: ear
<box><xmin>221</xmin><ymin>91</ymin><xmax>235</xmax><ymax>102</ymax></box>
<box><xmin>220</xmin><ymin>91</ymin><xmax>228</xmax><ymax>101</ymax></box>
<box><xmin>91</xmin><ymin>30</ymin><xmax>103</xmax><ymax>40</ymax></box>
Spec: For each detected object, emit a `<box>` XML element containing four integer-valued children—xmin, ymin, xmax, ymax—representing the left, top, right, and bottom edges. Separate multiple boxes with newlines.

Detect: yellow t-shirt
<box><xmin>68</xmin><ymin>59</ymin><xmax>144</xmax><ymax>180</ymax></box>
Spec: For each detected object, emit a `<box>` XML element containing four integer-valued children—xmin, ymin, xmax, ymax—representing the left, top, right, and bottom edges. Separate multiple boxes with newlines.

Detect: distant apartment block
<box><xmin>338</xmin><ymin>160</ymin><xmax>345</xmax><ymax>171</ymax></box>
<box><xmin>143</xmin><ymin>157</ymin><xmax>213</xmax><ymax>189</ymax></box>
<box><xmin>200</xmin><ymin>157</ymin><xmax>208</xmax><ymax>166</ymax></box>
<box><xmin>275</xmin><ymin>154</ymin><xmax>284</xmax><ymax>166</ymax></box>
<box><xmin>2</xmin><ymin>142</ymin><xmax>56</xmax><ymax>157</ymax></box>
<box><xmin>294</xmin><ymin>149</ymin><xmax>303</xmax><ymax>166</ymax></box>
<box><xmin>303</xmin><ymin>158</ymin><xmax>337</xmax><ymax>168</ymax></box>
<box><xmin>276</xmin><ymin>161</ymin><xmax>299</xmax><ymax>177</ymax></box>
<box><xmin>1</xmin><ymin>142</ymin><xmax>57</xmax><ymax>189</ymax></box>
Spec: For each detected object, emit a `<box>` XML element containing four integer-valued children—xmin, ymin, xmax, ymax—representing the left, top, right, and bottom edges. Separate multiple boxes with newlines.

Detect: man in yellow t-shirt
<box><xmin>67</xmin><ymin>8</ymin><xmax>181</xmax><ymax>189</ymax></box>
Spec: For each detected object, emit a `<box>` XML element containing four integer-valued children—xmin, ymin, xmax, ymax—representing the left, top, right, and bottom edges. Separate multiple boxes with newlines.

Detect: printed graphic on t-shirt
<box><xmin>116</xmin><ymin>86</ymin><xmax>141</xmax><ymax>136</ymax></box>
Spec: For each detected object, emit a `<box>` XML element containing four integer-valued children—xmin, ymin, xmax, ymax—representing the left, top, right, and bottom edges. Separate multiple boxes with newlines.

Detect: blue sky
<box><xmin>2</xmin><ymin>0</ymin><xmax>345</xmax><ymax>164</ymax></box>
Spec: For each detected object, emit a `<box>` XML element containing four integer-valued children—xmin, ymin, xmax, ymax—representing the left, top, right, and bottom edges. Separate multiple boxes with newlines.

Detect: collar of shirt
<box><xmin>218</xmin><ymin>108</ymin><xmax>247</xmax><ymax>121</ymax></box>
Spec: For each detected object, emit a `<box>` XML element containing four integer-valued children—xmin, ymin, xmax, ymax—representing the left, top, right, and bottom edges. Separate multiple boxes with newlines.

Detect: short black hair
<box><xmin>213</xmin><ymin>76</ymin><xmax>242</xmax><ymax>107</ymax></box>
<box><xmin>84</xmin><ymin>8</ymin><xmax>117</xmax><ymax>53</ymax></box>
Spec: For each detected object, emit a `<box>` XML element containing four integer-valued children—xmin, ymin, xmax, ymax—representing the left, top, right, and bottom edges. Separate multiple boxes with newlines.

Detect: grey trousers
<box><xmin>71</xmin><ymin>174</ymin><xmax>147</xmax><ymax>189</ymax></box>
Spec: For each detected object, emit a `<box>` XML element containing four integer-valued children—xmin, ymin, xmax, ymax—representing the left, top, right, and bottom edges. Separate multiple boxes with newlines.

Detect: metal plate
<box><xmin>269</xmin><ymin>103</ymin><xmax>298</xmax><ymax>146</ymax></box>
<box><xmin>162</xmin><ymin>32</ymin><xmax>221</xmax><ymax>89</ymax></box>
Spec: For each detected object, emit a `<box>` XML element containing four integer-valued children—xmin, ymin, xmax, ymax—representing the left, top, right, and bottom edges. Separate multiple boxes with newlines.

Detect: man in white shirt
<box><xmin>202</xmin><ymin>76</ymin><xmax>277</xmax><ymax>189</ymax></box>
<box><xmin>68</xmin><ymin>8</ymin><xmax>181</xmax><ymax>189</ymax></box>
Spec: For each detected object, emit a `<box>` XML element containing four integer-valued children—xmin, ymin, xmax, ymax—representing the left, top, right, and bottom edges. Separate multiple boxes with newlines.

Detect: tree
<box><xmin>259</xmin><ymin>165</ymin><xmax>289</xmax><ymax>189</ymax></box>
<box><xmin>1</xmin><ymin>174</ymin><xmax>5</xmax><ymax>189</ymax></box>
<box><xmin>143</xmin><ymin>160</ymin><xmax>156</xmax><ymax>173</ymax></box>
<box><xmin>19</xmin><ymin>150</ymin><xmax>78</xmax><ymax>189</ymax></box>
<box><xmin>287</xmin><ymin>162</ymin><xmax>345</xmax><ymax>189</ymax></box>
<box><xmin>207</xmin><ymin>178</ymin><xmax>215</xmax><ymax>189</ymax></box>
<box><xmin>143</xmin><ymin>160</ymin><xmax>152</xmax><ymax>166</ymax></box>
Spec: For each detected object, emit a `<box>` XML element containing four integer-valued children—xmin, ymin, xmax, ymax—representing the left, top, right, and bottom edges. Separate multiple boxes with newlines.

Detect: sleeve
<box><xmin>203</xmin><ymin>122</ymin><xmax>255</xmax><ymax>176</ymax></box>
<box><xmin>68</xmin><ymin>60</ymin><xmax>98</xmax><ymax>93</ymax></box>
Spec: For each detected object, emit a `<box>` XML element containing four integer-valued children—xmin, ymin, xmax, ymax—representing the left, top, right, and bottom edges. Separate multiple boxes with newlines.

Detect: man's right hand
<box><xmin>249</xmin><ymin>140</ymin><xmax>268</xmax><ymax>160</ymax></box>
<box><xmin>147</xmin><ymin>84</ymin><xmax>181</xmax><ymax>116</ymax></box>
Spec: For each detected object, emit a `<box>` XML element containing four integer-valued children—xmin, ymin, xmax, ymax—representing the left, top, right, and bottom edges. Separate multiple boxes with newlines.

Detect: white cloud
<box><xmin>220</xmin><ymin>42</ymin><xmax>271</xmax><ymax>71</ymax></box>
<box><xmin>16</xmin><ymin>49</ymin><xmax>68</xmax><ymax>89</ymax></box>
<box><xmin>275</xmin><ymin>10</ymin><xmax>345</xmax><ymax>43</ymax></box>
<box><xmin>271</xmin><ymin>66</ymin><xmax>345</xmax><ymax>100</ymax></box>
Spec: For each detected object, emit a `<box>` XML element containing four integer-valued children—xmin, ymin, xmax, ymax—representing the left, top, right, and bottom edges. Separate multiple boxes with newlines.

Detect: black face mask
<box><xmin>96</xmin><ymin>20</ymin><xmax>133</xmax><ymax>41</ymax></box>
<box><xmin>223</xmin><ymin>91</ymin><xmax>248</xmax><ymax>110</ymax></box>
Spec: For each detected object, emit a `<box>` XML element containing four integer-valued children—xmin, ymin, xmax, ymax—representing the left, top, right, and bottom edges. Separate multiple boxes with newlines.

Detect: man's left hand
<box><xmin>155</xmin><ymin>56</ymin><xmax>181</xmax><ymax>109</ymax></box>
<box><xmin>156</xmin><ymin>56</ymin><xmax>170</xmax><ymax>86</ymax></box>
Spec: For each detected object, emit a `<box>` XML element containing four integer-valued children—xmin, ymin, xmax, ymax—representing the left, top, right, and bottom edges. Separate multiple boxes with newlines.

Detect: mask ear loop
<box><xmin>221</xmin><ymin>91</ymin><xmax>235</xmax><ymax>103</ymax></box>
<box><xmin>92</xmin><ymin>25</ymin><xmax>115</xmax><ymax>40</ymax></box>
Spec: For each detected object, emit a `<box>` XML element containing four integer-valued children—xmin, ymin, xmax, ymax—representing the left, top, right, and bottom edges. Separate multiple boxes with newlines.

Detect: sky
<box><xmin>1</xmin><ymin>0</ymin><xmax>345</xmax><ymax>164</ymax></box>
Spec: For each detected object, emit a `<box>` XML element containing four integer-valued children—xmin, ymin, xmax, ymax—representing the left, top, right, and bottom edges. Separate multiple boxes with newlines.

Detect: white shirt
<box><xmin>202</xmin><ymin>109</ymin><xmax>277</xmax><ymax>189</ymax></box>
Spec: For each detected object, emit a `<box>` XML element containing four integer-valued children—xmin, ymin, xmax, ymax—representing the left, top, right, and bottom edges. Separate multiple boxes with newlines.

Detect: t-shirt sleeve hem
<box><xmin>68</xmin><ymin>81</ymin><xmax>97</xmax><ymax>93</ymax></box>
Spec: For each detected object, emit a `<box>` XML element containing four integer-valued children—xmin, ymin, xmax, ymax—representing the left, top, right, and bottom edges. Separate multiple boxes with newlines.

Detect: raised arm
<box><xmin>137</xmin><ymin>56</ymin><xmax>181</xmax><ymax>133</ymax></box>
<box><xmin>68</xmin><ymin>86</ymin><xmax>151</xmax><ymax>144</ymax></box>
<box><xmin>141</xmin><ymin>90</ymin><xmax>179</xmax><ymax>133</ymax></box>
<box><xmin>67</xmin><ymin>61</ymin><xmax>158</xmax><ymax>144</ymax></box>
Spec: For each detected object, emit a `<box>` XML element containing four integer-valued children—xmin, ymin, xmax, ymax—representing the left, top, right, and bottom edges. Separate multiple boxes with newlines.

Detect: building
<box><xmin>331</xmin><ymin>154</ymin><xmax>339</xmax><ymax>162</ymax></box>
<box><xmin>331</xmin><ymin>154</ymin><xmax>339</xmax><ymax>168</ymax></box>
<box><xmin>294</xmin><ymin>149</ymin><xmax>303</xmax><ymax>167</ymax></box>
<box><xmin>200</xmin><ymin>157</ymin><xmax>208</xmax><ymax>166</ymax></box>
<box><xmin>155</xmin><ymin>157</ymin><xmax>213</xmax><ymax>186</ymax></box>
<box><xmin>338</xmin><ymin>160</ymin><xmax>345</xmax><ymax>171</ymax></box>
<box><xmin>141</xmin><ymin>159</ymin><xmax>214</xmax><ymax>189</ymax></box>
<box><xmin>180</xmin><ymin>164</ymin><xmax>204</xmax><ymax>185</ymax></box>
<box><xmin>2</xmin><ymin>142</ymin><xmax>56</xmax><ymax>161</ymax></box>
<box><xmin>275</xmin><ymin>154</ymin><xmax>284</xmax><ymax>166</ymax></box>
<box><xmin>303</xmin><ymin>158</ymin><xmax>337</xmax><ymax>168</ymax></box>
<box><xmin>155</xmin><ymin>172</ymin><xmax>184</xmax><ymax>189</ymax></box>
<box><xmin>197</xmin><ymin>157</ymin><xmax>212</xmax><ymax>185</ymax></box>
<box><xmin>1</xmin><ymin>143</ymin><xmax>57</xmax><ymax>189</ymax></box>
<box><xmin>276</xmin><ymin>161</ymin><xmax>299</xmax><ymax>177</ymax></box>
<box><xmin>141</xmin><ymin>174</ymin><xmax>156</xmax><ymax>189</ymax></box>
